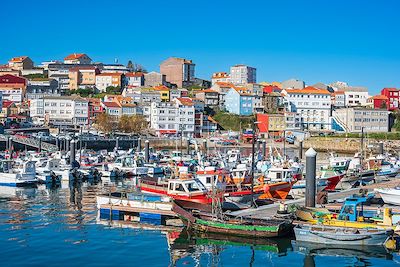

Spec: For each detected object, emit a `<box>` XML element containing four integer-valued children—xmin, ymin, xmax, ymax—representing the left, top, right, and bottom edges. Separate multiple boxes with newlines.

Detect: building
<box><xmin>122</xmin><ymin>88</ymin><xmax>161</xmax><ymax>103</ymax></box>
<box><xmin>342</xmin><ymin>87</ymin><xmax>369</xmax><ymax>107</ymax></box>
<box><xmin>0</xmin><ymin>64</ymin><xmax>20</xmax><ymax>76</ymax></box>
<box><xmin>211</xmin><ymin>72</ymin><xmax>230</xmax><ymax>85</ymax></box>
<box><xmin>153</xmin><ymin>85</ymin><xmax>170</xmax><ymax>102</ymax></box>
<box><xmin>144</xmin><ymin>71</ymin><xmax>166</xmax><ymax>87</ymax></box>
<box><xmin>8</xmin><ymin>56</ymin><xmax>34</xmax><ymax>71</ymax></box>
<box><xmin>281</xmin><ymin>79</ymin><xmax>305</xmax><ymax>90</ymax></box>
<box><xmin>262</xmin><ymin>85</ymin><xmax>282</xmax><ymax>113</ymax></box>
<box><xmin>30</xmin><ymin>96</ymin><xmax>89</xmax><ymax>126</ymax></box>
<box><xmin>0</xmin><ymin>100</ymin><xmax>18</xmax><ymax>123</ymax></box>
<box><xmin>332</xmin><ymin>107</ymin><xmax>389</xmax><ymax>133</ymax></box>
<box><xmin>229</xmin><ymin>65</ymin><xmax>256</xmax><ymax>85</ymax></box>
<box><xmin>160</xmin><ymin>57</ymin><xmax>195</xmax><ymax>87</ymax></box>
<box><xmin>64</xmin><ymin>53</ymin><xmax>92</xmax><ymax>64</ymax></box>
<box><xmin>367</xmin><ymin>95</ymin><xmax>389</xmax><ymax>109</ymax></box>
<box><xmin>332</xmin><ymin>91</ymin><xmax>345</xmax><ymax>108</ymax></box>
<box><xmin>102</xmin><ymin>101</ymin><xmax>121</xmax><ymax>118</ymax></box>
<box><xmin>125</xmin><ymin>72</ymin><xmax>144</xmax><ymax>87</ymax></box>
<box><xmin>256</xmin><ymin>113</ymin><xmax>285</xmax><ymax>136</ymax></box>
<box><xmin>224</xmin><ymin>87</ymin><xmax>253</xmax><ymax>116</ymax></box>
<box><xmin>194</xmin><ymin>89</ymin><xmax>219</xmax><ymax>108</ymax></box>
<box><xmin>210</xmin><ymin>82</ymin><xmax>236</xmax><ymax>109</ymax></box>
<box><xmin>51</xmin><ymin>75</ymin><xmax>70</xmax><ymax>94</ymax></box>
<box><xmin>150</xmin><ymin>98</ymin><xmax>195</xmax><ymax>136</ymax></box>
<box><xmin>381</xmin><ymin>88</ymin><xmax>399</xmax><ymax>111</ymax></box>
<box><xmin>68</xmin><ymin>67</ymin><xmax>100</xmax><ymax>90</ymax></box>
<box><xmin>26</xmin><ymin>79</ymin><xmax>60</xmax><ymax>100</ymax></box>
<box><xmin>102</xmin><ymin>64</ymin><xmax>130</xmax><ymax>74</ymax></box>
<box><xmin>87</xmin><ymin>98</ymin><xmax>103</xmax><ymax>125</ymax></box>
<box><xmin>48</xmin><ymin>63</ymin><xmax>102</xmax><ymax>77</ymax></box>
<box><xmin>0</xmin><ymin>74</ymin><xmax>26</xmax><ymax>103</ymax></box>
<box><xmin>285</xmin><ymin>86</ymin><xmax>331</xmax><ymax>130</ymax></box>
<box><xmin>95</xmin><ymin>73</ymin><xmax>123</xmax><ymax>92</ymax></box>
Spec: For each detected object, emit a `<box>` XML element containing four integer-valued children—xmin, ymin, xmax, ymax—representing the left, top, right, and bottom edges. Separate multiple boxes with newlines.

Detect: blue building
<box><xmin>224</xmin><ymin>88</ymin><xmax>253</xmax><ymax>115</ymax></box>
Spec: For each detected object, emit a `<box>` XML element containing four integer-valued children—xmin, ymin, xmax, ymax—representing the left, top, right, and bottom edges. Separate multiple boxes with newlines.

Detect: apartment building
<box><xmin>144</xmin><ymin>71</ymin><xmax>166</xmax><ymax>87</ymax></box>
<box><xmin>229</xmin><ymin>65</ymin><xmax>256</xmax><ymax>85</ymax></box>
<box><xmin>381</xmin><ymin>88</ymin><xmax>399</xmax><ymax>111</ymax></box>
<box><xmin>95</xmin><ymin>73</ymin><xmax>123</xmax><ymax>92</ymax></box>
<box><xmin>26</xmin><ymin>79</ymin><xmax>60</xmax><ymax>100</ymax></box>
<box><xmin>342</xmin><ymin>87</ymin><xmax>369</xmax><ymax>107</ymax></box>
<box><xmin>0</xmin><ymin>74</ymin><xmax>26</xmax><ymax>103</ymax></box>
<box><xmin>30</xmin><ymin>96</ymin><xmax>89</xmax><ymax>126</ymax></box>
<box><xmin>211</xmin><ymin>72</ymin><xmax>230</xmax><ymax>85</ymax></box>
<box><xmin>68</xmin><ymin>67</ymin><xmax>100</xmax><ymax>90</ymax></box>
<box><xmin>125</xmin><ymin>72</ymin><xmax>144</xmax><ymax>87</ymax></box>
<box><xmin>333</xmin><ymin>107</ymin><xmax>389</xmax><ymax>133</ymax></box>
<box><xmin>8</xmin><ymin>56</ymin><xmax>34</xmax><ymax>71</ymax></box>
<box><xmin>150</xmin><ymin>98</ymin><xmax>195</xmax><ymax>136</ymax></box>
<box><xmin>285</xmin><ymin>86</ymin><xmax>331</xmax><ymax>130</ymax></box>
<box><xmin>160</xmin><ymin>57</ymin><xmax>195</xmax><ymax>87</ymax></box>
<box><xmin>224</xmin><ymin>87</ymin><xmax>253</xmax><ymax>116</ymax></box>
<box><xmin>194</xmin><ymin>89</ymin><xmax>219</xmax><ymax>108</ymax></box>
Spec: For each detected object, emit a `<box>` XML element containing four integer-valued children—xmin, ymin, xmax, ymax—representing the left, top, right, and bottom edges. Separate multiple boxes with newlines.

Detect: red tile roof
<box><xmin>102</xmin><ymin>102</ymin><xmax>121</xmax><ymax>108</ymax></box>
<box><xmin>370</xmin><ymin>95</ymin><xmax>388</xmax><ymax>100</ymax></box>
<box><xmin>2</xmin><ymin>100</ymin><xmax>14</xmax><ymax>108</ymax></box>
<box><xmin>215</xmin><ymin>82</ymin><xmax>235</xmax><ymax>88</ymax></box>
<box><xmin>9</xmin><ymin>56</ymin><xmax>28</xmax><ymax>63</ymax></box>
<box><xmin>125</xmin><ymin>72</ymin><xmax>143</xmax><ymax>77</ymax></box>
<box><xmin>286</xmin><ymin>86</ymin><xmax>330</xmax><ymax>95</ymax></box>
<box><xmin>0</xmin><ymin>74</ymin><xmax>26</xmax><ymax>84</ymax></box>
<box><xmin>263</xmin><ymin>85</ymin><xmax>281</xmax><ymax>94</ymax></box>
<box><xmin>64</xmin><ymin>53</ymin><xmax>88</xmax><ymax>60</ymax></box>
<box><xmin>176</xmin><ymin>97</ymin><xmax>194</xmax><ymax>106</ymax></box>
<box><xmin>96</xmin><ymin>72</ymin><xmax>122</xmax><ymax>77</ymax></box>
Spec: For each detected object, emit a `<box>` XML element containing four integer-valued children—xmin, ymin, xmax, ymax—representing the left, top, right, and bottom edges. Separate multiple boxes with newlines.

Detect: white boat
<box><xmin>35</xmin><ymin>159</ymin><xmax>62</xmax><ymax>183</ymax></box>
<box><xmin>108</xmin><ymin>156</ymin><xmax>148</xmax><ymax>176</ymax></box>
<box><xmin>0</xmin><ymin>160</ymin><xmax>37</xmax><ymax>186</ymax></box>
<box><xmin>96</xmin><ymin>192</ymin><xmax>172</xmax><ymax>211</ymax></box>
<box><xmin>375</xmin><ymin>187</ymin><xmax>400</xmax><ymax>205</ymax></box>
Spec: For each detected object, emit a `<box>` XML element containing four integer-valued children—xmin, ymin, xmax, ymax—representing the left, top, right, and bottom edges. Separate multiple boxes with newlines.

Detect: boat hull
<box><xmin>294</xmin><ymin>225</ymin><xmax>390</xmax><ymax>246</ymax></box>
<box><xmin>375</xmin><ymin>188</ymin><xmax>400</xmax><ymax>206</ymax></box>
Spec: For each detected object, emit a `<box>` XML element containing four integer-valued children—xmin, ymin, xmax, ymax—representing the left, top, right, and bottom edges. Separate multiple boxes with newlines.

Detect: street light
<box><xmin>251</xmin><ymin>120</ymin><xmax>261</xmax><ymax>208</ymax></box>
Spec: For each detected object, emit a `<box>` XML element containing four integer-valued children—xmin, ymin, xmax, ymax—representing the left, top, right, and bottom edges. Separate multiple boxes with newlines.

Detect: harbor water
<box><xmin>0</xmin><ymin>180</ymin><xmax>399</xmax><ymax>267</ymax></box>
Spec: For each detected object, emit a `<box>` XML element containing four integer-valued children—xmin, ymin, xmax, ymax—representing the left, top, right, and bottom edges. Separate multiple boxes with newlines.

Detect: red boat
<box><xmin>139</xmin><ymin>177</ymin><xmax>219</xmax><ymax>211</ymax></box>
<box><xmin>319</xmin><ymin>169</ymin><xmax>345</xmax><ymax>191</ymax></box>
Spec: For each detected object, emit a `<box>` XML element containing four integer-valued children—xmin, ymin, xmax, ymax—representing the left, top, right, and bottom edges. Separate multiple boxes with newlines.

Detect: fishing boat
<box><xmin>139</xmin><ymin>177</ymin><xmax>216</xmax><ymax>211</ymax></box>
<box><xmin>0</xmin><ymin>160</ymin><xmax>37</xmax><ymax>186</ymax></box>
<box><xmin>172</xmin><ymin>202</ymin><xmax>293</xmax><ymax>238</ymax></box>
<box><xmin>375</xmin><ymin>187</ymin><xmax>400</xmax><ymax>206</ymax></box>
<box><xmin>294</xmin><ymin>224</ymin><xmax>392</xmax><ymax>246</ymax></box>
<box><xmin>108</xmin><ymin>156</ymin><xmax>149</xmax><ymax>176</ymax></box>
<box><xmin>336</xmin><ymin>169</ymin><xmax>375</xmax><ymax>190</ymax></box>
<box><xmin>319</xmin><ymin>169</ymin><xmax>345</xmax><ymax>191</ymax></box>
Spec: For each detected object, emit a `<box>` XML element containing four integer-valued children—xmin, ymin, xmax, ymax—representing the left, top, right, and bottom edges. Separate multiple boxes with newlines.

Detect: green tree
<box><xmin>106</xmin><ymin>86</ymin><xmax>121</xmax><ymax>94</ymax></box>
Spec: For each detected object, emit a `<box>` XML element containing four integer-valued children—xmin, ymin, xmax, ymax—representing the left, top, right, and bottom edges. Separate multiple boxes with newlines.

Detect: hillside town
<box><xmin>0</xmin><ymin>53</ymin><xmax>398</xmax><ymax>136</ymax></box>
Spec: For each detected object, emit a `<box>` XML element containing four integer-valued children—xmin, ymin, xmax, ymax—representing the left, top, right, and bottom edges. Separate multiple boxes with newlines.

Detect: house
<box><xmin>125</xmin><ymin>72</ymin><xmax>144</xmax><ymax>87</ymax></box>
<box><xmin>262</xmin><ymin>85</ymin><xmax>282</xmax><ymax>113</ymax></box>
<box><xmin>333</xmin><ymin>107</ymin><xmax>389</xmax><ymax>133</ymax></box>
<box><xmin>102</xmin><ymin>101</ymin><xmax>121</xmax><ymax>118</ymax></box>
<box><xmin>332</xmin><ymin>91</ymin><xmax>345</xmax><ymax>108</ymax></box>
<box><xmin>342</xmin><ymin>87</ymin><xmax>369</xmax><ymax>107</ymax></box>
<box><xmin>26</xmin><ymin>79</ymin><xmax>60</xmax><ymax>100</ymax></box>
<box><xmin>144</xmin><ymin>71</ymin><xmax>166</xmax><ymax>87</ymax></box>
<box><xmin>0</xmin><ymin>100</ymin><xmax>17</xmax><ymax>123</ymax></box>
<box><xmin>284</xmin><ymin>86</ymin><xmax>331</xmax><ymax>130</ymax></box>
<box><xmin>194</xmin><ymin>89</ymin><xmax>219</xmax><ymax>108</ymax></box>
<box><xmin>224</xmin><ymin>87</ymin><xmax>253</xmax><ymax>116</ymax></box>
<box><xmin>0</xmin><ymin>64</ymin><xmax>20</xmax><ymax>76</ymax></box>
<box><xmin>68</xmin><ymin>67</ymin><xmax>100</xmax><ymax>90</ymax></box>
<box><xmin>95</xmin><ymin>73</ymin><xmax>123</xmax><ymax>92</ymax></box>
<box><xmin>210</xmin><ymin>82</ymin><xmax>236</xmax><ymax>109</ymax></box>
<box><xmin>30</xmin><ymin>96</ymin><xmax>89</xmax><ymax>126</ymax></box>
<box><xmin>367</xmin><ymin>95</ymin><xmax>389</xmax><ymax>110</ymax></box>
<box><xmin>160</xmin><ymin>57</ymin><xmax>195</xmax><ymax>87</ymax></box>
<box><xmin>211</xmin><ymin>72</ymin><xmax>230</xmax><ymax>85</ymax></box>
<box><xmin>122</xmin><ymin>88</ymin><xmax>161</xmax><ymax>103</ymax></box>
<box><xmin>256</xmin><ymin>113</ymin><xmax>285</xmax><ymax>137</ymax></box>
<box><xmin>381</xmin><ymin>88</ymin><xmax>399</xmax><ymax>111</ymax></box>
<box><xmin>153</xmin><ymin>85</ymin><xmax>170</xmax><ymax>102</ymax></box>
<box><xmin>64</xmin><ymin>53</ymin><xmax>92</xmax><ymax>64</ymax></box>
<box><xmin>0</xmin><ymin>74</ymin><xmax>26</xmax><ymax>103</ymax></box>
<box><xmin>8</xmin><ymin>56</ymin><xmax>34</xmax><ymax>71</ymax></box>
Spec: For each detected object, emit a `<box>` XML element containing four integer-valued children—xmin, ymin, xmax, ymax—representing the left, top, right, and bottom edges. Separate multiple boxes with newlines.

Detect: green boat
<box><xmin>172</xmin><ymin>202</ymin><xmax>293</xmax><ymax>238</ymax></box>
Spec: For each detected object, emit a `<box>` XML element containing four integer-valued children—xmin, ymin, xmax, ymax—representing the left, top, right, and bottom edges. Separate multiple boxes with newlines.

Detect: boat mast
<box><xmin>360</xmin><ymin>126</ymin><xmax>364</xmax><ymax>170</ymax></box>
<box><xmin>251</xmin><ymin>121</ymin><xmax>256</xmax><ymax>208</ymax></box>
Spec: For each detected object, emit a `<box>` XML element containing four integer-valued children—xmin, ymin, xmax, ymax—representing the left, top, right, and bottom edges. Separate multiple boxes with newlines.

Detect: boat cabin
<box><xmin>167</xmin><ymin>179</ymin><xmax>207</xmax><ymax>196</ymax></box>
<box><xmin>338</xmin><ymin>194</ymin><xmax>375</xmax><ymax>221</ymax></box>
<box><xmin>196</xmin><ymin>167</ymin><xmax>227</xmax><ymax>190</ymax></box>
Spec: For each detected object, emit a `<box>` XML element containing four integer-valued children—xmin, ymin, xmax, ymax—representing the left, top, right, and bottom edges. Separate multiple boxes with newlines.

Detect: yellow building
<box><xmin>153</xmin><ymin>85</ymin><xmax>170</xmax><ymax>101</ymax></box>
<box><xmin>8</xmin><ymin>56</ymin><xmax>34</xmax><ymax>71</ymax></box>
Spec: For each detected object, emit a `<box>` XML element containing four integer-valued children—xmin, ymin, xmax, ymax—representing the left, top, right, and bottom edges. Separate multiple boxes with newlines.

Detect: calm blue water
<box><xmin>0</xmin><ymin>182</ymin><xmax>399</xmax><ymax>267</ymax></box>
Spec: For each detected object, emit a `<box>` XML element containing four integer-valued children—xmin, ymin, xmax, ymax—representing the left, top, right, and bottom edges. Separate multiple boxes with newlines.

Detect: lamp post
<box><xmin>251</xmin><ymin>120</ymin><xmax>260</xmax><ymax>208</ymax></box>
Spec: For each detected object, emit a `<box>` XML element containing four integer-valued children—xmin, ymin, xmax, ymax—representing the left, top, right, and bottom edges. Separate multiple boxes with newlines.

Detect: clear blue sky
<box><xmin>1</xmin><ymin>0</ymin><xmax>399</xmax><ymax>94</ymax></box>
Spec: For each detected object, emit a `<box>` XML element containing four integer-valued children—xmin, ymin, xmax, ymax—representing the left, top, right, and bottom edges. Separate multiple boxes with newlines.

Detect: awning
<box><xmin>158</xmin><ymin>130</ymin><xmax>177</xmax><ymax>134</ymax></box>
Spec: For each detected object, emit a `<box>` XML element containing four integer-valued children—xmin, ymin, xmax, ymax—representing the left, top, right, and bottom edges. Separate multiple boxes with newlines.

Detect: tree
<box><xmin>106</xmin><ymin>86</ymin><xmax>121</xmax><ymax>94</ymax></box>
<box><xmin>117</xmin><ymin>115</ymin><xmax>148</xmax><ymax>133</ymax></box>
<box><xmin>95</xmin><ymin>113</ymin><xmax>115</xmax><ymax>134</ymax></box>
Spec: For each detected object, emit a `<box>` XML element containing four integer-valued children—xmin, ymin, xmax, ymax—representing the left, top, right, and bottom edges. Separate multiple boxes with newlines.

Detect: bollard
<box><xmin>38</xmin><ymin>137</ymin><xmax>42</xmax><ymax>152</ymax></box>
<box><xmin>137</xmin><ymin>138</ymin><xmax>141</xmax><ymax>152</ymax></box>
<box><xmin>299</xmin><ymin>141</ymin><xmax>303</xmax><ymax>160</ymax></box>
<box><xmin>262</xmin><ymin>140</ymin><xmax>266</xmax><ymax>160</ymax></box>
<box><xmin>70</xmin><ymin>140</ymin><xmax>76</xmax><ymax>166</ymax></box>
<box><xmin>378</xmin><ymin>142</ymin><xmax>384</xmax><ymax>155</ymax></box>
<box><xmin>144</xmin><ymin>140</ymin><xmax>150</xmax><ymax>163</ymax></box>
<box><xmin>203</xmin><ymin>139</ymin><xmax>207</xmax><ymax>155</ymax></box>
<box><xmin>187</xmin><ymin>138</ymin><xmax>190</xmax><ymax>155</ymax></box>
<box><xmin>115</xmin><ymin>137</ymin><xmax>119</xmax><ymax>151</ymax></box>
<box><xmin>56</xmin><ymin>137</ymin><xmax>59</xmax><ymax>150</ymax></box>
<box><xmin>66</xmin><ymin>139</ymin><xmax>71</xmax><ymax>154</ymax></box>
<box><xmin>7</xmin><ymin>137</ymin><xmax>12</xmax><ymax>151</ymax></box>
<box><xmin>305</xmin><ymin>147</ymin><xmax>317</xmax><ymax>208</ymax></box>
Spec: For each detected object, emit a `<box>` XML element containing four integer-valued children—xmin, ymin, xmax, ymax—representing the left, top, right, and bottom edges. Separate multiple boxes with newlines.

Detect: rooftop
<box><xmin>286</xmin><ymin>86</ymin><xmax>330</xmax><ymax>95</ymax></box>
<box><xmin>64</xmin><ymin>53</ymin><xmax>89</xmax><ymax>60</ymax></box>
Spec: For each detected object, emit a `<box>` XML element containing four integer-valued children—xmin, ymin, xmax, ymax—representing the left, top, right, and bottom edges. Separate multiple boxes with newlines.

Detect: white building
<box><xmin>211</xmin><ymin>72</ymin><xmax>231</xmax><ymax>85</ymax></box>
<box><xmin>125</xmin><ymin>72</ymin><xmax>144</xmax><ymax>87</ymax></box>
<box><xmin>30</xmin><ymin>96</ymin><xmax>88</xmax><ymax>126</ymax></box>
<box><xmin>95</xmin><ymin>73</ymin><xmax>122</xmax><ymax>92</ymax></box>
<box><xmin>343</xmin><ymin>87</ymin><xmax>369</xmax><ymax>107</ymax></box>
<box><xmin>150</xmin><ymin>98</ymin><xmax>195</xmax><ymax>136</ymax></box>
<box><xmin>230</xmin><ymin>65</ymin><xmax>256</xmax><ymax>85</ymax></box>
<box><xmin>64</xmin><ymin>53</ymin><xmax>92</xmax><ymax>64</ymax></box>
<box><xmin>0</xmin><ymin>88</ymin><xmax>23</xmax><ymax>103</ymax></box>
<box><xmin>285</xmin><ymin>86</ymin><xmax>332</xmax><ymax>130</ymax></box>
<box><xmin>333</xmin><ymin>107</ymin><xmax>389</xmax><ymax>133</ymax></box>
